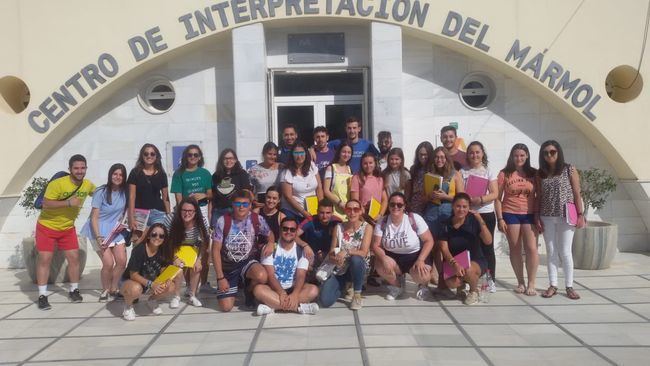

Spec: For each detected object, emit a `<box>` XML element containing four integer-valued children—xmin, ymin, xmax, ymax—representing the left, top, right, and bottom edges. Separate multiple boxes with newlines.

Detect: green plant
<box><xmin>19</xmin><ymin>177</ymin><xmax>49</xmax><ymax>217</ymax></box>
<box><xmin>578</xmin><ymin>168</ymin><xmax>617</xmax><ymax>218</ymax></box>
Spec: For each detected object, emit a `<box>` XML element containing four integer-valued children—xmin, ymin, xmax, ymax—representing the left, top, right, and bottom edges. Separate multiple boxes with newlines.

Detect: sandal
<box><xmin>541</xmin><ymin>286</ymin><xmax>558</xmax><ymax>298</ymax></box>
<box><xmin>566</xmin><ymin>287</ymin><xmax>580</xmax><ymax>300</ymax></box>
<box><xmin>513</xmin><ymin>284</ymin><xmax>526</xmax><ymax>294</ymax></box>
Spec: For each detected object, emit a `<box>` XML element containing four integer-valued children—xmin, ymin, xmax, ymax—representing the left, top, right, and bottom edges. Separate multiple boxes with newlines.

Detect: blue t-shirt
<box><xmin>328</xmin><ymin>139</ymin><xmax>379</xmax><ymax>174</ymax></box>
<box><xmin>299</xmin><ymin>218</ymin><xmax>338</xmax><ymax>254</ymax></box>
<box><xmin>80</xmin><ymin>186</ymin><xmax>127</xmax><ymax>243</ymax></box>
<box><xmin>278</xmin><ymin>145</ymin><xmax>294</xmax><ymax>166</ymax></box>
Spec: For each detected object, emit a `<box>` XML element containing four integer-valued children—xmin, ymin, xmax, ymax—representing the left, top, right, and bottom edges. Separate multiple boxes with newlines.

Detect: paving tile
<box><xmin>624</xmin><ymin>303</ymin><xmax>650</xmax><ymax>319</ymax></box>
<box><xmin>594</xmin><ymin>288</ymin><xmax>650</xmax><ymax>303</ymax></box>
<box><xmin>24</xmin><ymin>359</ymin><xmax>131</xmax><ymax>365</ymax></box>
<box><xmin>595</xmin><ymin>346</ymin><xmax>650</xmax><ymax>366</ymax></box>
<box><xmin>463</xmin><ymin>324</ymin><xmax>580</xmax><ymax>347</ymax></box>
<box><xmin>361</xmin><ymin>292</ymin><xmax>441</xmax><ymax>307</ymax></box>
<box><xmin>263</xmin><ymin>307</ymin><xmax>355</xmax><ymax>328</ymax></box>
<box><xmin>0</xmin><ymin>303</ymin><xmax>29</xmax><ymax>318</ymax></box>
<box><xmin>564</xmin><ymin>323</ymin><xmax>650</xmax><ymax>346</ymax></box>
<box><xmin>249</xmin><ymin>349</ymin><xmax>362</xmax><ymax>366</ymax></box>
<box><xmin>575</xmin><ymin>276</ymin><xmax>650</xmax><ymax>289</ymax></box>
<box><xmin>357</xmin><ymin>306</ymin><xmax>452</xmax><ymax>325</ymax></box>
<box><xmin>135</xmin><ymin>354</ymin><xmax>247</xmax><ymax>366</ymax></box>
<box><xmin>94</xmin><ymin>299</ymin><xmax>185</xmax><ymax>318</ymax></box>
<box><xmin>445</xmin><ymin>305</ymin><xmax>549</xmax><ymax>324</ymax></box>
<box><xmin>363</xmin><ymin>324</ymin><xmax>469</xmax><ymax>347</ymax></box>
<box><xmin>366</xmin><ymin>347</ymin><xmax>486</xmax><ymax>365</ymax></box>
<box><xmin>514</xmin><ymin>286</ymin><xmax>611</xmax><ymax>305</ymax></box>
<box><xmin>31</xmin><ymin>334</ymin><xmax>155</xmax><ymax>361</ymax></box>
<box><xmin>0</xmin><ymin>338</ymin><xmax>55</xmax><ymax>363</ymax></box>
<box><xmin>8</xmin><ymin>301</ymin><xmax>104</xmax><ymax>319</ymax></box>
<box><xmin>142</xmin><ymin>330</ymin><xmax>255</xmax><ymax>357</ymax></box>
<box><xmin>0</xmin><ymin>291</ymin><xmax>42</xmax><ymax>305</ymax></box>
<box><xmin>535</xmin><ymin>304</ymin><xmax>646</xmax><ymax>323</ymax></box>
<box><xmin>68</xmin><ymin>314</ymin><xmax>174</xmax><ymax>336</ymax></box>
<box><xmin>481</xmin><ymin>347</ymin><xmax>610</xmax><ymax>366</ymax></box>
<box><xmin>0</xmin><ymin>318</ymin><xmax>83</xmax><ymax>338</ymax></box>
<box><xmin>166</xmin><ymin>311</ymin><xmax>260</xmax><ymax>333</ymax></box>
<box><xmin>255</xmin><ymin>325</ymin><xmax>358</xmax><ymax>352</ymax></box>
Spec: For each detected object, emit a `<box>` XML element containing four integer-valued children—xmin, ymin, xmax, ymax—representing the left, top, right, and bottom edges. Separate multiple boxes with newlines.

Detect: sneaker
<box><xmin>385</xmin><ymin>285</ymin><xmax>403</xmax><ymax>301</ymax></box>
<box><xmin>350</xmin><ymin>293</ymin><xmax>363</xmax><ymax>310</ymax></box>
<box><xmin>170</xmin><ymin>296</ymin><xmax>181</xmax><ymax>309</ymax></box>
<box><xmin>188</xmin><ymin>295</ymin><xmax>203</xmax><ymax>307</ymax></box>
<box><xmin>147</xmin><ymin>298</ymin><xmax>163</xmax><ymax>315</ymax></box>
<box><xmin>464</xmin><ymin>290</ymin><xmax>479</xmax><ymax>305</ymax></box>
<box><xmin>98</xmin><ymin>290</ymin><xmax>109</xmax><ymax>303</ymax></box>
<box><xmin>38</xmin><ymin>295</ymin><xmax>51</xmax><ymax>310</ymax></box>
<box><xmin>456</xmin><ymin>288</ymin><xmax>467</xmax><ymax>301</ymax></box>
<box><xmin>69</xmin><ymin>289</ymin><xmax>83</xmax><ymax>303</ymax></box>
<box><xmin>111</xmin><ymin>291</ymin><xmax>124</xmax><ymax>300</ymax></box>
<box><xmin>199</xmin><ymin>282</ymin><xmax>216</xmax><ymax>294</ymax></box>
<box><xmin>122</xmin><ymin>306</ymin><xmax>136</xmax><ymax>321</ymax></box>
<box><xmin>298</xmin><ymin>302</ymin><xmax>319</xmax><ymax>315</ymax></box>
<box><xmin>256</xmin><ymin>304</ymin><xmax>275</xmax><ymax>316</ymax></box>
<box><xmin>416</xmin><ymin>284</ymin><xmax>428</xmax><ymax>301</ymax></box>
<box><xmin>344</xmin><ymin>284</ymin><xmax>354</xmax><ymax>301</ymax></box>
<box><xmin>488</xmin><ymin>279</ymin><xmax>497</xmax><ymax>293</ymax></box>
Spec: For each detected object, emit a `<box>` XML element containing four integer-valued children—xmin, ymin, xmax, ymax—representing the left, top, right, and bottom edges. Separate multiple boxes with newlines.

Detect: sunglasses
<box><xmin>149</xmin><ymin>232</ymin><xmax>165</xmax><ymax>239</ymax></box>
<box><xmin>543</xmin><ymin>150</ymin><xmax>558</xmax><ymax>157</ymax></box>
<box><xmin>281</xmin><ymin>226</ymin><xmax>297</xmax><ymax>233</ymax></box>
<box><xmin>186</xmin><ymin>153</ymin><xmax>200</xmax><ymax>158</ymax></box>
<box><xmin>345</xmin><ymin>207</ymin><xmax>362</xmax><ymax>213</ymax></box>
<box><xmin>292</xmin><ymin>151</ymin><xmax>306</xmax><ymax>156</ymax></box>
<box><xmin>389</xmin><ymin>202</ymin><xmax>405</xmax><ymax>209</ymax></box>
<box><xmin>232</xmin><ymin>202</ymin><xmax>250</xmax><ymax>208</ymax></box>
<box><xmin>181</xmin><ymin>209</ymin><xmax>195</xmax><ymax>214</ymax></box>
<box><xmin>143</xmin><ymin>152</ymin><xmax>157</xmax><ymax>158</ymax></box>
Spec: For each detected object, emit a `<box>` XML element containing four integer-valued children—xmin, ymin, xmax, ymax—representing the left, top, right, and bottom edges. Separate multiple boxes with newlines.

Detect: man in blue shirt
<box><xmin>278</xmin><ymin>124</ymin><xmax>299</xmax><ymax>165</ymax></box>
<box><xmin>328</xmin><ymin>117</ymin><xmax>379</xmax><ymax>173</ymax></box>
<box><xmin>298</xmin><ymin>199</ymin><xmax>338</xmax><ymax>270</ymax></box>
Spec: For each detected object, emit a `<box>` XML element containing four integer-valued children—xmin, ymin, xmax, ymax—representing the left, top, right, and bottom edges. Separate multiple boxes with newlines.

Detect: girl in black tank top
<box><xmin>259</xmin><ymin>187</ymin><xmax>285</xmax><ymax>240</ymax></box>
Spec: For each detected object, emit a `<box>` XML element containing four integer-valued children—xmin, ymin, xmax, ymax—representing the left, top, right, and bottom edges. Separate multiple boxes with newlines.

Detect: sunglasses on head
<box><xmin>186</xmin><ymin>152</ymin><xmax>200</xmax><ymax>158</ymax></box>
<box><xmin>389</xmin><ymin>202</ymin><xmax>405</xmax><ymax>209</ymax></box>
<box><xmin>149</xmin><ymin>232</ymin><xmax>165</xmax><ymax>239</ymax></box>
<box><xmin>345</xmin><ymin>206</ymin><xmax>362</xmax><ymax>213</ymax></box>
<box><xmin>281</xmin><ymin>226</ymin><xmax>297</xmax><ymax>233</ymax></box>
<box><xmin>543</xmin><ymin>149</ymin><xmax>558</xmax><ymax>157</ymax></box>
<box><xmin>232</xmin><ymin>201</ymin><xmax>250</xmax><ymax>208</ymax></box>
<box><xmin>143</xmin><ymin>152</ymin><xmax>157</xmax><ymax>158</ymax></box>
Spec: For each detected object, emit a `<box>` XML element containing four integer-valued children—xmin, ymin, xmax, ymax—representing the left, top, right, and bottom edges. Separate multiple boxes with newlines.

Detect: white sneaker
<box><xmin>416</xmin><ymin>284</ymin><xmax>428</xmax><ymax>301</ymax></box>
<box><xmin>256</xmin><ymin>304</ymin><xmax>274</xmax><ymax>316</ymax></box>
<box><xmin>147</xmin><ymin>298</ymin><xmax>163</xmax><ymax>315</ymax></box>
<box><xmin>170</xmin><ymin>296</ymin><xmax>181</xmax><ymax>309</ymax></box>
<box><xmin>386</xmin><ymin>285</ymin><xmax>403</xmax><ymax>300</ymax></box>
<box><xmin>122</xmin><ymin>306</ymin><xmax>136</xmax><ymax>321</ymax></box>
<box><xmin>488</xmin><ymin>279</ymin><xmax>497</xmax><ymax>293</ymax></box>
<box><xmin>464</xmin><ymin>290</ymin><xmax>479</xmax><ymax>305</ymax></box>
<box><xmin>298</xmin><ymin>302</ymin><xmax>319</xmax><ymax>315</ymax></box>
<box><xmin>188</xmin><ymin>295</ymin><xmax>202</xmax><ymax>307</ymax></box>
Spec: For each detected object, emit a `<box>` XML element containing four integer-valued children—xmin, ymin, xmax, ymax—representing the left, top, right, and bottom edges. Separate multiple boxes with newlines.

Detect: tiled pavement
<box><xmin>1</xmin><ymin>252</ymin><xmax>649</xmax><ymax>365</ymax></box>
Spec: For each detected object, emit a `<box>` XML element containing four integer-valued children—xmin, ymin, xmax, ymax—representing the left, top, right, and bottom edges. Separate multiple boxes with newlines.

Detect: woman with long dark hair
<box><xmin>121</xmin><ymin>223</ymin><xmax>175</xmax><ymax>321</ymax></box>
<box><xmin>424</xmin><ymin>147</ymin><xmax>465</xmax><ymax>238</ymax></box>
<box><xmin>460</xmin><ymin>141</ymin><xmax>498</xmax><ymax>292</ymax></box>
<box><xmin>323</xmin><ymin>141</ymin><xmax>353</xmax><ymax>220</ymax></box>
<box><xmin>127</xmin><ymin>144</ymin><xmax>170</xmax><ymax>235</ymax></box>
<box><xmin>495</xmin><ymin>143</ymin><xmax>539</xmax><ymax>295</ymax></box>
<box><xmin>211</xmin><ymin>148</ymin><xmax>252</xmax><ymax>228</ymax></box>
<box><xmin>280</xmin><ymin>141</ymin><xmax>324</xmax><ymax>221</ymax></box>
<box><xmin>249</xmin><ymin>142</ymin><xmax>283</xmax><ymax>209</ymax></box>
<box><xmin>408</xmin><ymin>141</ymin><xmax>435</xmax><ymax>214</ymax></box>
<box><xmin>536</xmin><ymin>140</ymin><xmax>585</xmax><ymax>300</ymax></box>
<box><xmin>164</xmin><ymin>197</ymin><xmax>210</xmax><ymax>308</ymax></box>
<box><xmin>80</xmin><ymin>163</ymin><xmax>129</xmax><ymax>301</ymax></box>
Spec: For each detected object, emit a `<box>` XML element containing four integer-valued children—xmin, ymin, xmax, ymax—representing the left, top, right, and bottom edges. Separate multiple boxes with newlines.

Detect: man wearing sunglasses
<box><xmin>254</xmin><ymin>217</ymin><xmax>320</xmax><ymax>315</ymax></box>
<box><xmin>212</xmin><ymin>190</ymin><xmax>274</xmax><ymax>312</ymax></box>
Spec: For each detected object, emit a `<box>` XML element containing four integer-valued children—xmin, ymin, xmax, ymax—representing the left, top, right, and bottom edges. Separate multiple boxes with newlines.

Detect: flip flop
<box><xmin>541</xmin><ymin>286</ymin><xmax>558</xmax><ymax>298</ymax></box>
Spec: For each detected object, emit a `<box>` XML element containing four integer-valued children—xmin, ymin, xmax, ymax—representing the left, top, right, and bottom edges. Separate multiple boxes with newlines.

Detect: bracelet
<box><xmin>448</xmin><ymin>258</ymin><xmax>456</xmax><ymax>265</ymax></box>
<box><xmin>217</xmin><ymin>276</ymin><xmax>225</xmax><ymax>281</ymax></box>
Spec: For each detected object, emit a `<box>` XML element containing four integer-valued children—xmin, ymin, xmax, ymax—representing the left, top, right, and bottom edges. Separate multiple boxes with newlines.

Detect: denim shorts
<box><xmin>502</xmin><ymin>212</ymin><xmax>535</xmax><ymax>225</ymax></box>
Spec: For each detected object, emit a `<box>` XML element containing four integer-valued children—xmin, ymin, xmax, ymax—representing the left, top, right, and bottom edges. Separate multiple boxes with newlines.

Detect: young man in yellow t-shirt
<box><xmin>35</xmin><ymin>154</ymin><xmax>95</xmax><ymax>310</ymax></box>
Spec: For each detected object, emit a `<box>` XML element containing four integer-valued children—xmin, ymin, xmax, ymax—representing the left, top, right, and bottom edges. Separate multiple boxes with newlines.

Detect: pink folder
<box><xmin>465</xmin><ymin>175</ymin><xmax>489</xmax><ymax>198</ymax></box>
<box><xmin>442</xmin><ymin>250</ymin><xmax>471</xmax><ymax>280</ymax></box>
<box><xmin>565</xmin><ymin>202</ymin><xmax>578</xmax><ymax>226</ymax></box>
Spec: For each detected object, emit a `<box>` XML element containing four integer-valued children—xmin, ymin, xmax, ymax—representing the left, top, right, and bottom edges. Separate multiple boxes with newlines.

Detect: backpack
<box><xmin>34</xmin><ymin>171</ymin><xmax>82</xmax><ymax>209</ymax></box>
<box><xmin>380</xmin><ymin>213</ymin><xmax>419</xmax><ymax>235</ymax></box>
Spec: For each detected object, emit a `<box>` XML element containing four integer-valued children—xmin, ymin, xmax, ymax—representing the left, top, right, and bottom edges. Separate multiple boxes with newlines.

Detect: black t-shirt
<box><xmin>260</xmin><ymin>209</ymin><xmax>281</xmax><ymax>240</ymax></box>
<box><xmin>212</xmin><ymin>169</ymin><xmax>252</xmax><ymax>209</ymax></box>
<box><xmin>299</xmin><ymin>217</ymin><xmax>338</xmax><ymax>254</ymax></box>
<box><xmin>441</xmin><ymin>214</ymin><xmax>486</xmax><ymax>263</ymax></box>
<box><xmin>127</xmin><ymin>169</ymin><xmax>168</xmax><ymax>211</ymax></box>
<box><xmin>122</xmin><ymin>243</ymin><xmax>167</xmax><ymax>281</ymax></box>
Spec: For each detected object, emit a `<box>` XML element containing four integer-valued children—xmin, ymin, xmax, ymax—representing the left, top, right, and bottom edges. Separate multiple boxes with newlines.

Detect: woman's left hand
<box><xmin>576</xmin><ymin>215</ymin><xmax>586</xmax><ymax>229</ymax></box>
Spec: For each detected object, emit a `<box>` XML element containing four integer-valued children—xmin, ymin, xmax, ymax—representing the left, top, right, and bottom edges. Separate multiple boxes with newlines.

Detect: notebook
<box><xmin>565</xmin><ymin>202</ymin><xmax>578</xmax><ymax>226</ymax></box>
<box><xmin>175</xmin><ymin>245</ymin><xmax>199</xmax><ymax>267</ymax></box>
<box><xmin>368</xmin><ymin>197</ymin><xmax>382</xmax><ymax>219</ymax></box>
<box><xmin>424</xmin><ymin>173</ymin><xmax>443</xmax><ymax>198</ymax></box>
<box><xmin>442</xmin><ymin>250</ymin><xmax>471</xmax><ymax>280</ymax></box>
<box><xmin>153</xmin><ymin>265</ymin><xmax>182</xmax><ymax>285</ymax></box>
<box><xmin>305</xmin><ymin>195</ymin><xmax>319</xmax><ymax>216</ymax></box>
<box><xmin>465</xmin><ymin>175</ymin><xmax>489</xmax><ymax>198</ymax></box>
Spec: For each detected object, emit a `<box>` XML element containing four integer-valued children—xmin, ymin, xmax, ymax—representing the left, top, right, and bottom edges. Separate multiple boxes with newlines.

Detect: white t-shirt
<box><xmin>261</xmin><ymin>242</ymin><xmax>310</xmax><ymax>289</ymax></box>
<box><xmin>460</xmin><ymin>166</ymin><xmax>497</xmax><ymax>213</ymax></box>
<box><xmin>280</xmin><ymin>162</ymin><xmax>319</xmax><ymax>212</ymax></box>
<box><xmin>373</xmin><ymin>213</ymin><xmax>429</xmax><ymax>254</ymax></box>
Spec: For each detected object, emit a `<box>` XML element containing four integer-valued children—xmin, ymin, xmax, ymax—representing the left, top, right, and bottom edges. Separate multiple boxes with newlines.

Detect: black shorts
<box><xmin>216</xmin><ymin>259</ymin><xmax>258</xmax><ymax>299</ymax></box>
<box><xmin>385</xmin><ymin>250</ymin><xmax>432</xmax><ymax>275</ymax></box>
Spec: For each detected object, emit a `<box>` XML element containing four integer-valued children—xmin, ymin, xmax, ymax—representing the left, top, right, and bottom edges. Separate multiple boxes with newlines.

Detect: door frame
<box><xmin>268</xmin><ymin>67</ymin><xmax>369</xmax><ymax>144</ymax></box>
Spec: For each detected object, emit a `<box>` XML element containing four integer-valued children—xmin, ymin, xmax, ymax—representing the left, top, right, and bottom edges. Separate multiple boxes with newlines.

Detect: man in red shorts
<box><xmin>36</xmin><ymin>154</ymin><xmax>95</xmax><ymax>310</ymax></box>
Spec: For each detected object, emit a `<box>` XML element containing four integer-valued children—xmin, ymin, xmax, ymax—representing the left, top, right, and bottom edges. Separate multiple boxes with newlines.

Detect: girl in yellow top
<box><xmin>323</xmin><ymin>141</ymin><xmax>353</xmax><ymax>220</ymax></box>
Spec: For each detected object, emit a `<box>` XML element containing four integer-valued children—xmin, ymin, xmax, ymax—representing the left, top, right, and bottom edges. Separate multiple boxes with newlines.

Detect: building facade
<box><xmin>1</xmin><ymin>0</ymin><xmax>649</xmax><ymax>267</ymax></box>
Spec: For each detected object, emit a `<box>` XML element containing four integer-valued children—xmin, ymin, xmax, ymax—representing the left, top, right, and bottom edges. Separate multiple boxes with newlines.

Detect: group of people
<box><xmin>33</xmin><ymin>117</ymin><xmax>586</xmax><ymax>321</ymax></box>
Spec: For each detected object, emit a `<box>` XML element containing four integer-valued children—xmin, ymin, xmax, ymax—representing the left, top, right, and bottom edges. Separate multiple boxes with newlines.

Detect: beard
<box><xmin>380</xmin><ymin>146</ymin><xmax>391</xmax><ymax>154</ymax></box>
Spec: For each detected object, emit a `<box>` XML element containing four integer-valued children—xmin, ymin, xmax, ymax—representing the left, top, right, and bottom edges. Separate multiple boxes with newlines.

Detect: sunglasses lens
<box><xmin>282</xmin><ymin>227</ymin><xmax>296</xmax><ymax>233</ymax></box>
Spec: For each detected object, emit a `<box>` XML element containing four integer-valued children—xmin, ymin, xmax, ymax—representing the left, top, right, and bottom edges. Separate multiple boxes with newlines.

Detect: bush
<box><xmin>19</xmin><ymin>177</ymin><xmax>48</xmax><ymax>217</ymax></box>
<box><xmin>578</xmin><ymin>168</ymin><xmax>617</xmax><ymax>218</ymax></box>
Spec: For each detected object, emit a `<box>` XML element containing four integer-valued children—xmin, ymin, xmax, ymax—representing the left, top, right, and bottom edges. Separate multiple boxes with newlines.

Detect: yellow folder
<box><xmin>305</xmin><ymin>195</ymin><xmax>319</xmax><ymax>216</ymax></box>
<box><xmin>424</xmin><ymin>173</ymin><xmax>443</xmax><ymax>199</ymax></box>
<box><xmin>368</xmin><ymin>197</ymin><xmax>381</xmax><ymax>219</ymax></box>
<box><xmin>175</xmin><ymin>245</ymin><xmax>199</xmax><ymax>268</ymax></box>
<box><xmin>153</xmin><ymin>265</ymin><xmax>182</xmax><ymax>285</ymax></box>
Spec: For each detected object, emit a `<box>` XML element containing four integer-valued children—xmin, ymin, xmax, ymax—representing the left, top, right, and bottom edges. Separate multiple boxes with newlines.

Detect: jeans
<box><xmin>541</xmin><ymin>216</ymin><xmax>575</xmax><ymax>288</ymax></box>
<box><xmin>422</xmin><ymin>202</ymin><xmax>452</xmax><ymax>237</ymax></box>
<box><xmin>319</xmin><ymin>255</ymin><xmax>366</xmax><ymax>308</ymax></box>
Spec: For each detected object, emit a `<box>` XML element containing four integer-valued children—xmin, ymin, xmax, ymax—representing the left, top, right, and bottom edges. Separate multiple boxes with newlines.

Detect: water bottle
<box><xmin>479</xmin><ymin>273</ymin><xmax>490</xmax><ymax>303</ymax></box>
